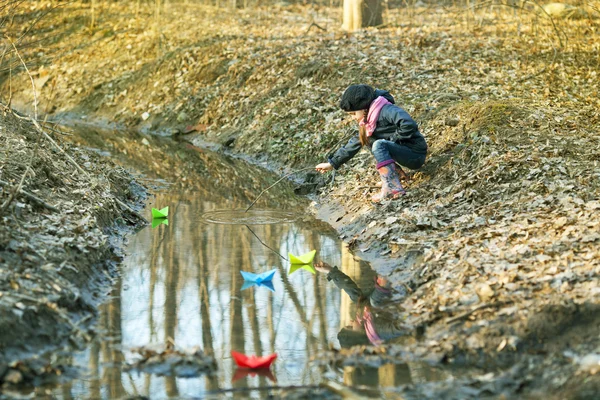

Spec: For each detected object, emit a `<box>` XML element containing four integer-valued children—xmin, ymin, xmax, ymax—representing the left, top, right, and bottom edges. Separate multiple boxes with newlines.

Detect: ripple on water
<box><xmin>200</xmin><ymin>209</ymin><xmax>299</xmax><ymax>225</ymax></box>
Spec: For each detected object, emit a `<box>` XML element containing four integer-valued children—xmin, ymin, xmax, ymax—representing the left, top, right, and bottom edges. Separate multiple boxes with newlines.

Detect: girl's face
<box><xmin>347</xmin><ymin>109</ymin><xmax>365</xmax><ymax>123</ymax></box>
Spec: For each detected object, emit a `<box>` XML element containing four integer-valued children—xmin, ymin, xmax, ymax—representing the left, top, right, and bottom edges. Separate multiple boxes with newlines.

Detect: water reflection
<box><xmin>315</xmin><ymin>261</ymin><xmax>406</xmax><ymax>348</ymax></box>
<box><xmin>35</xmin><ymin>131</ymin><xmax>449</xmax><ymax>399</ymax></box>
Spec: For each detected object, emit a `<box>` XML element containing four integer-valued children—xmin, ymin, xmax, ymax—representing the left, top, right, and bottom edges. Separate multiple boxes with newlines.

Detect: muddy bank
<box><xmin>0</xmin><ymin>107</ymin><xmax>147</xmax><ymax>388</ymax></box>
<box><xmin>2</xmin><ymin>1</ymin><xmax>600</xmax><ymax>397</ymax></box>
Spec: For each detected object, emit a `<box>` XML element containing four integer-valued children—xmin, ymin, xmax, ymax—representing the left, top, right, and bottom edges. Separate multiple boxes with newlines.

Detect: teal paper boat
<box><xmin>151</xmin><ymin>207</ymin><xmax>169</xmax><ymax>219</ymax></box>
<box><xmin>241</xmin><ymin>280</ymin><xmax>275</xmax><ymax>292</ymax></box>
<box><xmin>240</xmin><ymin>269</ymin><xmax>277</xmax><ymax>284</ymax></box>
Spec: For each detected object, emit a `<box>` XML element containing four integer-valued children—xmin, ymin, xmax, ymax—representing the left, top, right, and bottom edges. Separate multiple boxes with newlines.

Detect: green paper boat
<box><xmin>288</xmin><ymin>250</ymin><xmax>317</xmax><ymax>274</ymax></box>
<box><xmin>152</xmin><ymin>207</ymin><xmax>169</xmax><ymax>219</ymax></box>
<box><xmin>151</xmin><ymin>218</ymin><xmax>169</xmax><ymax>228</ymax></box>
<box><xmin>288</xmin><ymin>250</ymin><xmax>316</xmax><ymax>265</ymax></box>
<box><xmin>288</xmin><ymin>263</ymin><xmax>316</xmax><ymax>274</ymax></box>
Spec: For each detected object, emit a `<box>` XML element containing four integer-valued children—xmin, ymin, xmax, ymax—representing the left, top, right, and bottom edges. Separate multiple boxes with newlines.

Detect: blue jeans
<box><xmin>371</xmin><ymin>139</ymin><xmax>426</xmax><ymax>170</ymax></box>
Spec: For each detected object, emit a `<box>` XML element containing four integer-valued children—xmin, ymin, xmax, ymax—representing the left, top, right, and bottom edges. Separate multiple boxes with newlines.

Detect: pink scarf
<box><xmin>359</xmin><ymin>308</ymin><xmax>383</xmax><ymax>346</ymax></box>
<box><xmin>359</xmin><ymin>96</ymin><xmax>391</xmax><ymax>137</ymax></box>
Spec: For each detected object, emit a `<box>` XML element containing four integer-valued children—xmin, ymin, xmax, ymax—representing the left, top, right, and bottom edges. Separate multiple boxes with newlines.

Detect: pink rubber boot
<box><xmin>372</xmin><ymin>162</ymin><xmax>406</xmax><ymax>203</ymax></box>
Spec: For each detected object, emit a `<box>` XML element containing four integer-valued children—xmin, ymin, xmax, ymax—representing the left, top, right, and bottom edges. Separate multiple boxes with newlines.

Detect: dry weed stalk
<box><xmin>1</xmin><ymin>37</ymin><xmax>146</xmax><ymax>221</ymax></box>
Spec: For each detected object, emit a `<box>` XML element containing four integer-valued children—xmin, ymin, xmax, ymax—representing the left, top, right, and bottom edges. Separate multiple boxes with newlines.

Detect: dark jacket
<box><xmin>328</xmin><ymin>89</ymin><xmax>427</xmax><ymax>169</ymax></box>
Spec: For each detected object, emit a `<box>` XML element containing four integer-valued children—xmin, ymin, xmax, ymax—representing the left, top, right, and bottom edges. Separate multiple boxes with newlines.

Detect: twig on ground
<box><xmin>114</xmin><ymin>196</ymin><xmax>147</xmax><ymax>222</ymax></box>
<box><xmin>431</xmin><ymin>93</ymin><xmax>462</xmax><ymax>103</ymax></box>
<box><xmin>445</xmin><ymin>301</ymin><xmax>508</xmax><ymax>324</ymax></box>
<box><xmin>1</xmin><ymin>165</ymin><xmax>31</xmax><ymax>212</ymax></box>
<box><xmin>1</xmin><ymin>120</ymin><xmax>42</xmax><ymax>213</ymax></box>
<box><xmin>0</xmin><ymin>179</ymin><xmax>59</xmax><ymax>212</ymax></box>
<box><xmin>306</xmin><ymin>21</ymin><xmax>326</xmax><ymax>33</ymax></box>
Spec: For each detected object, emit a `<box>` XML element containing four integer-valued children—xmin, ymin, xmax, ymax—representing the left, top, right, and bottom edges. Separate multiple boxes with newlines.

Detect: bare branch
<box><xmin>5</xmin><ymin>35</ymin><xmax>37</xmax><ymax>120</ymax></box>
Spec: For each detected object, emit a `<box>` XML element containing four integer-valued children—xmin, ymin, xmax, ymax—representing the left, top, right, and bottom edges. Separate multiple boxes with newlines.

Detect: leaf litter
<box><xmin>0</xmin><ymin>107</ymin><xmax>147</xmax><ymax>387</ymax></box>
<box><xmin>2</xmin><ymin>0</ymin><xmax>600</xmax><ymax>397</ymax></box>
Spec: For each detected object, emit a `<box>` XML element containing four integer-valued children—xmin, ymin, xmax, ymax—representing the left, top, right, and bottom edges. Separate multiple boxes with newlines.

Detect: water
<box><xmin>28</xmin><ymin>130</ymin><xmax>447</xmax><ymax>399</ymax></box>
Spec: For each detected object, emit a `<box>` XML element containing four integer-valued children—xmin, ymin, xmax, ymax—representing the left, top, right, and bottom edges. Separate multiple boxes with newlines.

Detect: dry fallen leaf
<box><xmin>476</xmin><ymin>283</ymin><xmax>495</xmax><ymax>302</ymax></box>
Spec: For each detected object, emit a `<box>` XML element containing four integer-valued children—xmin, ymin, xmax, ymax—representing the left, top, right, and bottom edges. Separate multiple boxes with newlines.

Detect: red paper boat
<box><xmin>232</xmin><ymin>368</ymin><xmax>277</xmax><ymax>383</ymax></box>
<box><xmin>231</xmin><ymin>351</ymin><xmax>277</xmax><ymax>369</ymax></box>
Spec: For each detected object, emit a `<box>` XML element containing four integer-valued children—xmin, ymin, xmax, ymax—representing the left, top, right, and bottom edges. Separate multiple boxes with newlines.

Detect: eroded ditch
<box><xmin>0</xmin><ymin>125</ymin><xmax>477</xmax><ymax>399</ymax></box>
<box><xmin>6</xmin><ymin>124</ymin><xmax>594</xmax><ymax>400</ymax></box>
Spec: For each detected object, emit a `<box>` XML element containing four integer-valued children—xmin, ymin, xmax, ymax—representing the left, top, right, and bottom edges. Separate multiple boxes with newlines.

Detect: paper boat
<box><xmin>232</xmin><ymin>367</ymin><xmax>277</xmax><ymax>383</ymax></box>
<box><xmin>231</xmin><ymin>351</ymin><xmax>277</xmax><ymax>369</ymax></box>
<box><xmin>151</xmin><ymin>218</ymin><xmax>169</xmax><ymax>228</ymax></box>
<box><xmin>288</xmin><ymin>263</ymin><xmax>316</xmax><ymax>274</ymax></box>
<box><xmin>288</xmin><ymin>250</ymin><xmax>316</xmax><ymax>265</ymax></box>
<box><xmin>240</xmin><ymin>269</ymin><xmax>277</xmax><ymax>284</ymax></box>
<box><xmin>287</xmin><ymin>250</ymin><xmax>316</xmax><ymax>274</ymax></box>
<box><xmin>151</xmin><ymin>207</ymin><xmax>169</xmax><ymax>219</ymax></box>
<box><xmin>241</xmin><ymin>280</ymin><xmax>275</xmax><ymax>292</ymax></box>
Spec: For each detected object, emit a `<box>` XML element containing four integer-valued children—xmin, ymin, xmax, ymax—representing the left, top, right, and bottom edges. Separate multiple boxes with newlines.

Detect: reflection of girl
<box><xmin>314</xmin><ymin>261</ymin><xmax>407</xmax><ymax>348</ymax></box>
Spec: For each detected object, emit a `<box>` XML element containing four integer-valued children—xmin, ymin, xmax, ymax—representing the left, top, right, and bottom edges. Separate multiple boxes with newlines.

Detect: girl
<box><xmin>314</xmin><ymin>261</ymin><xmax>408</xmax><ymax>348</ymax></box>
<box><xmin>315</xmin><ymin>84</ymin><xmax>427</xmax><ymax>202</ymax></box>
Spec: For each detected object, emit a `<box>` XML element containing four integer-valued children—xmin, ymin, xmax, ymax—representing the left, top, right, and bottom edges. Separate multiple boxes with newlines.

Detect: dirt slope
<box><xmin>2</xmin><ymin>1</ymin><xmax>600</xmax><ymax>397</ymax></box>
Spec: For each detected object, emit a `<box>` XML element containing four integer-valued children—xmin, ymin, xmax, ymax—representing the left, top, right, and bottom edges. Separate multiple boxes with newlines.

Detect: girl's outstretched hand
<box><xmin>315</xmin><ymin>162</ymin><xmax>333</xmax><ymax>173</ymax></box>
<box><xmin>314</xmin><ymin>261</ymin><xmax>333</xmax><ymax>274</ymax></box>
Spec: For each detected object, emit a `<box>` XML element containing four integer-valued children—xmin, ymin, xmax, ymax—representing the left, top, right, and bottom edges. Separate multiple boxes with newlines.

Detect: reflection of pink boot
<box><xmin>372</xmin><ymin>162</ymin><xmax>406</xmax><ymax>203</ymax></box>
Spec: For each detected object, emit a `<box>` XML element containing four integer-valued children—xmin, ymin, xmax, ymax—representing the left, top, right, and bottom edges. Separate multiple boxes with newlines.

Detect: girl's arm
<box><xmin>325</xmin><ymin>265</ymin><xmax>363</xmax><ymax>302</ymax></box>
<box><xmin>380</xmin><ymin>104</ymin><xmax>419</xmax><ymax>140</ymax></box>
<box><xmin>327</xmin><ymin>134</ymin><xmax>362</xmax><ymax>169</ymax></box>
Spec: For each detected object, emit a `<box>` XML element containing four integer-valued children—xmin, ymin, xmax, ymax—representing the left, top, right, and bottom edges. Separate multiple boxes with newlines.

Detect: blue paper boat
<box><xmin>241</xmin><ymin>280</ymin><xmax>275</xmax><ymax>292</ymax></box>
<box><xmin>240</xmin><ymin>269</ymin><xmax>277</xmax><ymax>284</ymax></box>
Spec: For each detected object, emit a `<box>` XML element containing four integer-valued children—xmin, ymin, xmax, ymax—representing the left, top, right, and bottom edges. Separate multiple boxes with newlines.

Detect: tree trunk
<box><xmin>342</xmin><ymin>0</ymin><xmax>383</xmax><ymax>31</ymax></box>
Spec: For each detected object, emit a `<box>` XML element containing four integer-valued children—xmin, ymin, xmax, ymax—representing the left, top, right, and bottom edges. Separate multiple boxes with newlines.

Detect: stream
<box><xmin>25</xmin><ymin>127</ymin><xmax>447</xmax><ymax>399</ymax></box>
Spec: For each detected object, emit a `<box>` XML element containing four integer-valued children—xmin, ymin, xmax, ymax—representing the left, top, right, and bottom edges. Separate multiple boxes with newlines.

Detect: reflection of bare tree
<box><xmin>198</xmin><ymin>204</ymin><xmax>219</xmax><ymax>391</ymax></box>
<box><xmin>313</xmin><ymin>273</ymin><xmax>328</xmax><ymax>345</ymax></box>
<box><xmin>263</xmin><ymin>225</ymin><xmax>279</xmax><ymax>354</ymax></box>
<box><xmin>260</xmin><ymin>224</ymin><xmax>325</xmax><ymax>355</ymax></box>
<box><xmin>307</xmin><ymin>231</ymin><xmax>328</xmax><ymax>347</ymax></box>
<box><xmin>89</xmin><ymin>340</ymin><xmax>101</xmax><ymax>400</ymax></box>
<box><xmin>164</xmin><ymin>204</ymin><xmax>181</xmax><ymax>397</ymax></box>
<box><xmin>240</xmin><ymin>230</ymin><xmax>272</xmax><ymax>390</ymax></box>
<box><xmin>61</xmin><ymin>375</ymin><xmax>73</xmax><ymax>398</ymax></box>
<box><xmin>343</xmin><ymin>365</ymin><xmax>379</xmax><ymax>387</ymax></box>
<box><xmin>148</xmin><ymin>226</ymin><xmax>165</xmax><ymax>343</ymax></box>
<box><xmin>267</xmin><ymin>290</ymin><xmax>275</xmax><ymax>354</ymax></box>
<box><xmin>378</xmin><ymin>363</ymin><xmax>412</xmax><ymax>386</ymax></box>
<box><xmin>101</xmin><ymin>276</ymin><xmax>127</xmax><ymax>399</ymax></box>
<box><xmin>230</xmin><ymin>236</ymin><xmax>246</xmax><ymax>389</ymax></box>
<box><xmin>274</xmin><ymin>257</ymin><xmax>325</xmax><ymax>351</ymax></box>
<box><xmin>243</xmin><ymin>233</ymin><xmax>263</xmax><ymax>357</ymax></box>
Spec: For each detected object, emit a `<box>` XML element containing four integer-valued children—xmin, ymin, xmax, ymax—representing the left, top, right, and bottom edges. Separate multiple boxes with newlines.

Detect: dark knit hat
<box><xmin>337</xmin><ymin>327</ymin><xmax>371</xmax><ymax>348</ymax></box>
<box><xmin>339</xmin><ymin>84</ymin><xmax>376</xmax><ymax>111</ymax></box>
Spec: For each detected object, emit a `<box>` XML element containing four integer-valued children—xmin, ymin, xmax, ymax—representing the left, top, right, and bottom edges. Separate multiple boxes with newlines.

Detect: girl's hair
<box><xmin>337</xmin><ymin>326</ymin><xmax>370</xmax><ymax>348</ymax></box>
<box><xmin>358</xmin><ymin>109</ymin><xmax>369</xmax><ymax>147</ymax></box>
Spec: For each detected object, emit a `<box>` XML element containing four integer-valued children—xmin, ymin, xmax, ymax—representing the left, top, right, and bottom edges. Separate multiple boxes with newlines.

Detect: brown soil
<box><xmin>2</xmin><ymin>1</ymin><xmax>600</xmax><ymax>397</ymax></box>
<box><xmin>0</xmin><ymin>106</ymin><xmax>147</xmax><ymax>387</ymax></box>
